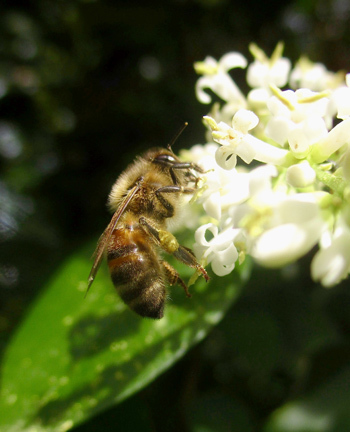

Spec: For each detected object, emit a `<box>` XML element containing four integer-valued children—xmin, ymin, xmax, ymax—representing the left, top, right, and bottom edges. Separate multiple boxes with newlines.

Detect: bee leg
<box><xmin>168</xmin><ymin>162</ymin><xmax>205</xmax><ymax>185</ymax></box>
<box><xmin>155</xmin><ymin>185</ymin><xmax>197</xmax><ymax>218</ymax></box>
<box><xmin>157</xmin><ymin>185</ymin><xmax>197</xmax><ymax>195</ymax></box>
<box><xmin>139</xmin><ymin>216</ymin><xmax>210</xmax><ymax>282</ymax></box>
<box><xmin>184</xmin><ymin>171</ymin><xmax>201</xmax><ymax>186</ymax></box>
<box><xmin>161</xmin><ymin>260</ymin><xmax>192</xmax><ymax>298</ymax></box>
<box><xmin>172</xmin><ymin>245</ymin><xmax>210</xmax><ymax>282</ymax></box>
<box><xmin>154</xmin><ymin>155</ymin><xmax>205</xmax><ymax>184</ymax></box>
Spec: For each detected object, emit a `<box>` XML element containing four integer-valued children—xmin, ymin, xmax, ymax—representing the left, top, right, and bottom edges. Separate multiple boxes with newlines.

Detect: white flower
<box><xmin>247</xmin><ymin>164</ymin><xmax>278</xmax><ymax>198</ymax></box>
<box><xmin>290</xmin><ymin>57</ymin><xmax>338</xmax><ymax>91</ymax></box>
<box><xmin>310</xmin><ymin>118</ymin><xmax>350</xmax><ymax>164</ymax></box>
<box><xmin>247</xmin><ymin>88</ymin><xmax>271</xmax><ymax>112</ymax></box>
<box><xmin>332</xmin><ymin>74</ymin><xmax>350</xmax><ymax>120</ymax></box>
<box><xmin>249</xmin><ymin>194</ymin><xmax>326</xmax><ymax>267</ymax></box>
<box><xmin>251</xmin><ymin>220</ymin><xmax>324</xmax><ymax>267</ymax></box>
<box><xmin>190</xmin><ymin>44</ymin><xmax>350</xmax><ymax>288</ymax></box>
<box><xmin>247</xmin><ymin>42</ymin><xmax>291</xmax><ymax>89</ymax></box>
<box><xmin>194</xmin><ymin>53</ymin><xmax>247</xmax><ymax>105</ymax></box>
<box><xmin>204</xmin><ymin>110</ymin><xmax>258</xmax><ymax>169</ymax></box>
<box><xmin>201</xmin><ymin>168</ymin><xmax>251</xmax><ymax>221</ymax></box>
<box><xmin>286</xmin><ymin>161</ymin><xmax>316</xmax><ymax>188</ymax></box>
<box><xmin>265</xmin><ymin>87</ymin><xmax>329</xmax><ymax>157</ymax></box>
<box><xmin>311</xmin><ymin>220</ymin><xmax>350</xmax><ymax>286</ymax></box>
<box><xmin>193</xmin><ymin>223</ymin><xmax>241</xmax><ymax>276</ymax></box>
<box><xmin>187</xmin><ymin>143</ymin><xmax>250</xmax><ymax>220</ymax></box>
<box><xmin>205</xmin><ymin>110</ymin><xmax>290</xmax><ymax>170</ymax></box>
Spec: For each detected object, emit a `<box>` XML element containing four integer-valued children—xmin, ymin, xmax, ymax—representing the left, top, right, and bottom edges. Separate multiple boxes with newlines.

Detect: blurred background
<box><xmin>2</xmin><ymin>0</ymin><xmax>350</xmax><ymax>431</ymax></box>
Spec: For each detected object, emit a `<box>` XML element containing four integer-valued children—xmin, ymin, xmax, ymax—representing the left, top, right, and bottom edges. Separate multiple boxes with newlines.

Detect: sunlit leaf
<box><xmin>0</xmin><ymin>239</ymin><xmax>249</xmax><ymax>432</ymax></box>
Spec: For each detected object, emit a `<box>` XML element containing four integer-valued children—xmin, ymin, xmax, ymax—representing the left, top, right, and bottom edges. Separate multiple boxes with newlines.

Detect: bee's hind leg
<box><xmin>139</xmin><ymin>216</ymin><xmax>210</xmax><ymax>284</ymax></box>
<box><xmin>161</xmin><ymin>260</ymin><xmax>192</xmax><ymax>298</ymax></box>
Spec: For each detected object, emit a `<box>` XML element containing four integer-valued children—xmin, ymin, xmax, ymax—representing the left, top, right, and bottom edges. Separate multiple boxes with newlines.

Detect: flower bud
<box><xmin>286</xmin><ymin>161</ymin><xmax>316</xmax><ymax>188</ymax></box>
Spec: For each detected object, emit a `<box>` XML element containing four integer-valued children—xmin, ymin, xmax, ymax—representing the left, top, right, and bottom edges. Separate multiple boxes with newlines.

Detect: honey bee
<box><xmin>88</xmin><ymin>133</ymin><xmax>209</xmax><ymax>319</ymax></box>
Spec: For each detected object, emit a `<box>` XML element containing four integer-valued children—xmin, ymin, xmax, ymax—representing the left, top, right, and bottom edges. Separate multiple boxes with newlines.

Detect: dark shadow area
<box><xmin>33</xmin><ymin>318</ymin><xmax>202</xmax><ymax>428</ymax></box>
<box><xmin>68</xmin><ymin>310</ymin><xmax>141</xmax><ymax>361</ymax></box>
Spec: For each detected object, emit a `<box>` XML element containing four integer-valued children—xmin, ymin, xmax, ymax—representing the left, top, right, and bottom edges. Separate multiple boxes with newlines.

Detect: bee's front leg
<box><xmin>155</xmin><ymin>185</ymin><xmax>197</xmax><ymax>218</ymax></box>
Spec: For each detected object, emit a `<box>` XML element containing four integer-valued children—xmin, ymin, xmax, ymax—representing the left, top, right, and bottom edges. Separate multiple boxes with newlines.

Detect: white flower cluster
<box><xmin>187</xmin><ymin>42</ymin><xmax>350</xmax><ymax>287</ymax></box>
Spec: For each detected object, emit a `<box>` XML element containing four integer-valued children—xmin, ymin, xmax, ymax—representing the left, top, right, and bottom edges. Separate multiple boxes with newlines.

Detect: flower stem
<box><xmin>314</xmin><ymin>166</ymin><xmax>349</xmax><ymax>198</ymax></box>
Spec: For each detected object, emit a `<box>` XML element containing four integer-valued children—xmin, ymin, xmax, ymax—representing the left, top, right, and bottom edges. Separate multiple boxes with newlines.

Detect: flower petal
<box><xmin>251</xmin><ymin>219</ymin><xmax>324</xmax><ymax>267</ymax></box>
<box><xmin>220</xmin><ymin>52</ymin><xmax>248</xmax><ymax>71</ymax></box>
<box><xmin>215</xmin><ymin>146</ymin><xmax>237</xmax><ymax>170</ymax></box>
<box><xmin>211</xmin><ymin>243</ymin><xmax>238</xmax><ymax>276</ymax></box>
<box><xmin>203</xmin><ymin>191</ymin><xmax>221</xmax><ymax>220</ymax></box>
<box><xmin>232</xmin><ymin>109</ymin><xmax>259</xmax><ymax>134</ymax></box>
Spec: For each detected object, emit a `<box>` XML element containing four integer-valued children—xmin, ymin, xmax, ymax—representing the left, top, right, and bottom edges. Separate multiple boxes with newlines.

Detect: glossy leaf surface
<box><xmin>0</xmin><ymin>241</ymin><xmax>249</xmax><ymax>432</ymax></box>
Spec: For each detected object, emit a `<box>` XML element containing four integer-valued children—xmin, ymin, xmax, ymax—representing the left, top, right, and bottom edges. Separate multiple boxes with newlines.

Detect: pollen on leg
<box><xmin>158</xmin><ymin>230</ymin><xmax>179</xmax><ymax>254</ymax></box>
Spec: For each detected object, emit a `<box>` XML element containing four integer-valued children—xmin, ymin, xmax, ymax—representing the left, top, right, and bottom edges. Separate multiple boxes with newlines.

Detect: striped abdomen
<box><xmin>107</xmin><ymin>222</ymin><xmax>166</xmax><ymax>319</ymax></box>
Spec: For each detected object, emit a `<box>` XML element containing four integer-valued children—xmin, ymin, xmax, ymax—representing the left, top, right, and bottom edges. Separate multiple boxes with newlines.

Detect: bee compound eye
<box><xmin>154</xmin><ymin>153</ymin><xmax>176</xmax><ymax>164</ymax></box>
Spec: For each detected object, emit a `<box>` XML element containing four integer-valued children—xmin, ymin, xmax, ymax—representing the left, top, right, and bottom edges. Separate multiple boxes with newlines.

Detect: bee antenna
<box><xmin>167</xmin><ymin>122</ymin><xmax>188</xmax><ymax>151</ymax></box>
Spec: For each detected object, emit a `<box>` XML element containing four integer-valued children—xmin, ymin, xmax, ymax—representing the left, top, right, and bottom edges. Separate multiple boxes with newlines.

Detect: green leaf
<box><xmin>0</xmin><ymin>240</ymin><xmax>249</xmax><ymax>432</ymax></box>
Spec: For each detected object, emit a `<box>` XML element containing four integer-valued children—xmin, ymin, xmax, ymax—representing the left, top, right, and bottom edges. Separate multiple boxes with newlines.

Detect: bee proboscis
<box><xmin>88</xmin><ymin>132</ymin><xmax>209</xmax><ymax>319</ymax></box>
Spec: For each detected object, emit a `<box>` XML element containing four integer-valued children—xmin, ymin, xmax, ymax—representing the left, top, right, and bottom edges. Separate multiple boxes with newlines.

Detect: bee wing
<box><xmin>86</xmin><ymin>181</ymin><xmax>142</xmax><ymax>295</ymax></box>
